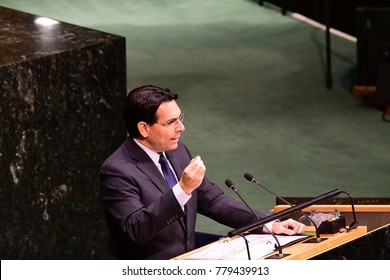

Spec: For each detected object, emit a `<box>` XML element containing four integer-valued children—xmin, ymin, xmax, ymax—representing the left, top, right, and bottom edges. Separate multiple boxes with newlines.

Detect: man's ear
<box><xmin>137</xmin><ymin>122</ymin><xmax>150</xmax><ymax>138</ymax></box>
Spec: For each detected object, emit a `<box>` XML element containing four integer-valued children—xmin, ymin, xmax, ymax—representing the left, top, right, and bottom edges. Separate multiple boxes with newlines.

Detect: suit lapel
<box><xmin>125</xmin><ymin>139</ymin><xmax>169</xmax><ymax>194</ymax></box>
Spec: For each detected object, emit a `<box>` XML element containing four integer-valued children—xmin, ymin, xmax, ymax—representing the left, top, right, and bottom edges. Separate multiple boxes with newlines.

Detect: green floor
<box><xmin>2</xmin><ymin>0</ymin><xmax>389</xmax><ymax>234</ymax></box>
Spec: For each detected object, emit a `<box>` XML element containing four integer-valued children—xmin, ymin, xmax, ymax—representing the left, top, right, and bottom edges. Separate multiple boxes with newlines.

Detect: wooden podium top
<box><xmin>173</xmin><ymin>226</ymin><xmax>367</xmax><ymax>260</ymax></box>
<box><xmin>266</xmin><ymin>226</ymin><xmax>367</xmax><ymax>260</ymax></box>
<box><xmin>272</xmin><ymin>204</ymin><xmax>390</xmax><ymax>213</ymax></box>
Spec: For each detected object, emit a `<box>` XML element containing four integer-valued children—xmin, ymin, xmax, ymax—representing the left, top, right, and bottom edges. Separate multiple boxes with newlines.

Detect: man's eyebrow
<box><xmin>166</xmin><ymin>113</ymin><xmax>182</xmax><ymax>121</ymax></box>
<box><xmin>160</xmin><ymin>115</ymin><xmax>179</xmax><ymax>124</ymax></box>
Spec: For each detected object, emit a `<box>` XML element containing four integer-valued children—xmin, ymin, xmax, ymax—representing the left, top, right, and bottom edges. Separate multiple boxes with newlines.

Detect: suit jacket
<box><xmin>100</xmin><ymin>138</ymin><xmax>266</xmax><ymax>259</ymax></box>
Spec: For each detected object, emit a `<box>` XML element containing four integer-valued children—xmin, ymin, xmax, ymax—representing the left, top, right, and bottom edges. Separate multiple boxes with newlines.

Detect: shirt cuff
<box><xmin>262</xmin><ymin>212</ymin><xmax>280</xmax><ymax>233</ymax></box>
<box><xmin>172</xmin><ymin>183</ymin><xmax>191</xmax><ymax>208</ymax></box>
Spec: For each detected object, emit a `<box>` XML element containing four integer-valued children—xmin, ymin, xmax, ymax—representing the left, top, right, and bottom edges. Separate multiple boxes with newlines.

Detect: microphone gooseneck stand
<box><xmin>225</xmin><ymin>179</ymin><xmax>289</xmax><ymax>259</ymax></box>
<box><xmin>340</xmin><ymin>190</ymin><xmax>359</xmax><ymax>232</ymax></box>
<box><xmin>244</xmin><ymin>173</ymin><xmax>328</xmax><ymax>243</ymax></box>
<box><xmin>228</xmin><ymin>188</ymin><xmax>343</xmax><ymax>237</ymax></box>
<box><xmin>244</xmin><ymin>173</ymin><xmax>359</xmax><ymax>233</ymax></box>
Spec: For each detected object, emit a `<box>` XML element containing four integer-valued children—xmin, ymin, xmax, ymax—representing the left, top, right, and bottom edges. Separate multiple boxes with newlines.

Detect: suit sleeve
<box><xmin>196</xmin><ymin>177</ymin><xmax>267</xmax><ymax>232</ymax></box>
<box><xmin>172</xmin><ymin>142</ymin><xmax>267</xmax><ymax>232</ymax></box>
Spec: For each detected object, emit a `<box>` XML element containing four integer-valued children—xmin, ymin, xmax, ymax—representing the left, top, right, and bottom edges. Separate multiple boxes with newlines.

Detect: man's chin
<box><xmin>167</xmin><ymin>142</ymin><xmax>179</xmax><ymax>151</ymax></box>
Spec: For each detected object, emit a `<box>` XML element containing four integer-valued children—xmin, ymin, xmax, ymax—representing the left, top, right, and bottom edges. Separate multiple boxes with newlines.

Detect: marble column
<box><xmin>0</xmin><ymin>6</ymin><xmax>127</xmax><ymax>259</ymax></box>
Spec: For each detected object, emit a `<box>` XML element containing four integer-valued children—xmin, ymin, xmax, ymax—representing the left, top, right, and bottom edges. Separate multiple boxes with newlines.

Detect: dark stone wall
<box><xmin>0</xmin><ymin>6</ymin><xmax>127</xmax><ymax>259</ymax></box>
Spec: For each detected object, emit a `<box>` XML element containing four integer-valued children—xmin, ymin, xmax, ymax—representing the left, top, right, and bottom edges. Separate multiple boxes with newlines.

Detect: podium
<box><xmin>264</xmin><ymin>226</ymin><xmax>367</xmax><ymax>260</ymax></box>
<box><xmin>173</xmin><ymin>226</ymin><xmax>367</xmax><ymax>260</ymax></box>
<box><xmin>313</xmin><ymin>223</ymin><xmax>390</xmax><ymax>260</ymax></box>
<box><xmin>173</xmin><ymin>198</ymin><xmax>389</xmax><ymax>260</ymax></box>
<box><xmin>269</xmin><ymin>202</ymin><xmax>390</xmax><ymax>259</ymax></box>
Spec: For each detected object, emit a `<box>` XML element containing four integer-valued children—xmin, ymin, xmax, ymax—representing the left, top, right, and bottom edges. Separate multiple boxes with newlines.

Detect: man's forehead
<box><xmin>156</xmin><ymin>101</ymin><xmax>180</xmax><ymax>117</ymax></box>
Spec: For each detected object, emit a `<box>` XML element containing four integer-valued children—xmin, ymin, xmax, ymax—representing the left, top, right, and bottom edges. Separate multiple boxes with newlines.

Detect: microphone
<box><xmin>225</xmin><ymin>179</ymin><xmax>290</xmax><ymax>259</ymax></box>
<box><xmin>340</xmin><ymin>191</ymin><xmax>359</xmax><ymax>232</ymax></box>
<box><xmin>228</xmin><ymin>188</ymin><xmax>343</xmax><ymax>237</ymax></box>
<box><xmin>244</xmin><ymin>173</ymin><xmax>327</xmax><ymax>243</ymax></box>
<box><xmin>225</xmin><ymin>179</ymin><xmax>261</xmax><ymax>220</ymax></box>
<box><xmin>244</xmin><ymin>173</ymin><xmax>359</xmax><ymax>234</ymax></box>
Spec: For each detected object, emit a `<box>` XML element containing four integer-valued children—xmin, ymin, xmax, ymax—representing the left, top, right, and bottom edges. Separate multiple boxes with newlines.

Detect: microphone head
<box><xmin>244</xmin><ymin>173</ymin><xmax>255</xmax><ymax>182</ymax></box>
<box><xmin>225</xmin><ymin>179</ymin><xmax>234</xmax><ymax>189</ymax></box>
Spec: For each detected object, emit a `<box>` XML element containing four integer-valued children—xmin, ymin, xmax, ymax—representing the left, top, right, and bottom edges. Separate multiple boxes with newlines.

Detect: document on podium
<box><xmin>184</xmin><ymin>234</ymin><xmax>309</xmax><ymax>260</ymax></box>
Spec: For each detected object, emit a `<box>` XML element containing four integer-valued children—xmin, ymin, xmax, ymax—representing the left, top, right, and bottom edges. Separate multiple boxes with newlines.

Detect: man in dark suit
<box><xmin>100</xmin><ymin>85</ymin><xmax>306</xmax><ymax>259</ymax></box>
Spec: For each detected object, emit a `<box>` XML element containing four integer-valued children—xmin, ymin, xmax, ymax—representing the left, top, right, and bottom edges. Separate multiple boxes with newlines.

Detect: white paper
<box><xmin>184</xmin><ymin>234</ymin><xmax>307</xmax><ymax>260</ymax></box>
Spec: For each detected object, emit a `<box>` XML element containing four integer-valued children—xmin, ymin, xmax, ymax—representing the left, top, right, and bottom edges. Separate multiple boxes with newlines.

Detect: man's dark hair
<box><xmin>123</xmin><ymin>85</ymin><xmax>178</xmax><ymax>138</ymax></box>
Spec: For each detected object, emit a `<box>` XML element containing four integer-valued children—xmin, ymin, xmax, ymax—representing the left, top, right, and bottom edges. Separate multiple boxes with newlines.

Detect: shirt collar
<box><xmin>133</xmin><ymin>138</ymin><xmax>165</xmax><ymax>167</ymax></box>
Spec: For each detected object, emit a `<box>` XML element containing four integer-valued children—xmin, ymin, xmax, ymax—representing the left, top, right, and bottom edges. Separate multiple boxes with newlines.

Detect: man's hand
<box><xmin>272</xmin><ymin>218</ymin><xmax>306</xmax><ymax>235</ymax></box>
<box><xmin>179</xmin><ymin>156</ymin><xmax>206</xmax><ymax>194</ymax></box>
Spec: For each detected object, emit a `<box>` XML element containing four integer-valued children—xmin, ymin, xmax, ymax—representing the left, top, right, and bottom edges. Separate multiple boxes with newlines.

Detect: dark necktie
<box><xmin>159</xmin><ymin>153</ymin><xmax>177</xmax><ymax>188</ymax></box>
